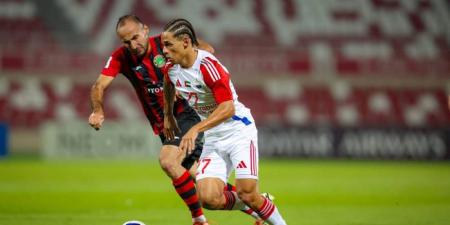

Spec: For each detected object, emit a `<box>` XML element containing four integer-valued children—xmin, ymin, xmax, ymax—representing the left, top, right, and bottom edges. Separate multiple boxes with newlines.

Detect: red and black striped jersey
<box><xmin>101</xmin><ymin>35</ymin><xmax>189</xmax><ymax>135</ymax></box>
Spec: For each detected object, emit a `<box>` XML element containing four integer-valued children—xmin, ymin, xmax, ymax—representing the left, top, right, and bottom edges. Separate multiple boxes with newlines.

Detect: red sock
<box><xmin>173</xmin><ymin>171</ymin><xmax>203</xmax><ymax>218</ymax></box>
<box><xmin>223</xmin><ymin>184</ymin><xmax>257</xmax><ymax>216</ymax></box>
<box><xmin>223</xmin><ymin>191</ymin><xmax>236</xmax><ymax>210</ymax></box>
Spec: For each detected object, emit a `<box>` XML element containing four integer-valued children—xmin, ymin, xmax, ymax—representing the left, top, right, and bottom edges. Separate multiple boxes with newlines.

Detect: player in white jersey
<box><xmin>161</xmin><ymin>18</ymin><xmax>287</xmax><ymax>225</ymax></box>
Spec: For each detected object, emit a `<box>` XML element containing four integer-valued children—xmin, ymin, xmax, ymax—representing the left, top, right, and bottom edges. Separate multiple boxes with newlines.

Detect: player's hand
<box><xmin>88</xmin><ymin>112</ymin><xmax>105</xmax><ymax>131</ymax></box>
<box><xmin>163</xmin><ymin>115</ymin><xmax>180</xmax><ymax>141</ymax></box>
<box><xmin>180</xmin><ymin>127</ymin><xmax>199</xmax><ymax>154</ymax></box>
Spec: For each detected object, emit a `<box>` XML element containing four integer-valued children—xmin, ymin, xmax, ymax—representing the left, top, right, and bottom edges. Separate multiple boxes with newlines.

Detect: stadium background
<box><xmin>0</xmin><ymin>0</ymin><xmax>449</xmax><ymax>225</ymax></box>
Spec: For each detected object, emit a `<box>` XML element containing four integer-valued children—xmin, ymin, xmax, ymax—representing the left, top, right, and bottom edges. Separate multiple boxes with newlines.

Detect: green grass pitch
<box><xmin>1</xmin><ymin>157</ymin><xmax>449</xmax><ymax>225</ymax></box>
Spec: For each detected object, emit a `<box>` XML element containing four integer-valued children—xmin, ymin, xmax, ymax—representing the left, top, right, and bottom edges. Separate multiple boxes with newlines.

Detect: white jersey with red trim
<box><xmin>166</xmin><ymin>50</ymin><xmax>254</xmax><ymax>136</ymax></box>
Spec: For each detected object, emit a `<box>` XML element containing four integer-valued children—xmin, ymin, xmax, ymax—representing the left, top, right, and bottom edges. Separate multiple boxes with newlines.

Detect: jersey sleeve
<box><xmin>101</xmin><ymin>48</ymin><xmax>123</xmax><ymax>77</ymax></box>
<box><xmin>200</xmin><ymin>57</ymin><xmax>233</xmax><ymax>104</ymax></box>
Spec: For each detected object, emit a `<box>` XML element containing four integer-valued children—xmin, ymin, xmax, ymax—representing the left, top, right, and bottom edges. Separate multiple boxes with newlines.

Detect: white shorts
<box><xmin>195</xmin><ymin>124</ymin><xmax>259</xmax><ymax>183</ymax></box>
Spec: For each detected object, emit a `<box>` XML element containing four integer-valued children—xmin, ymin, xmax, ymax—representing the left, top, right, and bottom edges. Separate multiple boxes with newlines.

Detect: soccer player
<box><xmin>162</xmin><ymin>19</ymin><xmax>288</xmax><ymax>225</ymax></box>
<box><xmin>88</xmin><ymin>15</ymin><xmax>215</xmax><ymax>225</ymax></box>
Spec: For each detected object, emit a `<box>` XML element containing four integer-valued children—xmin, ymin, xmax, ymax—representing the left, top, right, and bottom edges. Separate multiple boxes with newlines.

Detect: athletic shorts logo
<box><xmin>153</xmin><ymin>54</ymin><xmax>166</xmax><ymax>68</ymax></box>
<box><xmin>236</xmin><ymin>160</ymin><xmax>247</xmax><ymax>169</ymax></box>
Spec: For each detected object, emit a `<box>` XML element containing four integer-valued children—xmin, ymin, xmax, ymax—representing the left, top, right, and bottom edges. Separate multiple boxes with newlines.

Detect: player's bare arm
<box><xmin>163</xmin><ymin>76</ymin><xmax>180</xmax><ymax>140</ymax></box>
<box><xmin>197</xmin><ymin>39</ymin><xmax>215</xmax><ymax>54</ymax></box>
<box><xmin>180</xmin><ymin>100</ymin><xmax>235</xmax><ymax>153</ymax></box>
<box><xmin>89</xmin><ymin>74</ymin><xmax>114</xmax><ymax>130</ymax></box>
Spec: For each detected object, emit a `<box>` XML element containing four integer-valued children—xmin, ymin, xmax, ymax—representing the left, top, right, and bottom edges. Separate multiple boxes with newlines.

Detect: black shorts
<box><xmin>159</xmin><ymin>107</ymin><xmax>204</xmax><ymax>170</ymax></box>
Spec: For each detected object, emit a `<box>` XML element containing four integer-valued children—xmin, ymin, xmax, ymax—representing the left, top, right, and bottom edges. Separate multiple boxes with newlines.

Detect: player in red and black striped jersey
<box><xmin>88</xmin><ymin>15</ymin><xmax>216</xmax><ymax>224</ymax></box>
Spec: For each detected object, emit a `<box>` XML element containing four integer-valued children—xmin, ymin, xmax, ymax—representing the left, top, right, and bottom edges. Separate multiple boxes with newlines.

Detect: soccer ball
<box><xmin>123</xmin><ymin>221</ymin><xmax>146</xmax><ymax>225</ymax></box>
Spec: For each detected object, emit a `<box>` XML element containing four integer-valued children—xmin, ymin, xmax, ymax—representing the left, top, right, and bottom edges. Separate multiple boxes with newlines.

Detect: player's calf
<box><xmin>197</xmin><ymin>180</ymin><xmax>226</xmax><ymax>210</ymax></box>
<box><xmin>197</xmin><ymin>178</ymin><xmax>233</xmax><ymax>210</ymax></box>
<box><xmin>236</xmin><ymin>189</ymin><xmax>263</xmax><ymax>209</ymax></box>
<box><xmin>235</xmin><ymin>179</ymin><xmax>263</xmax><ymax>209</ymax></box>
<box><xmin>172</xmin><ymin>170</ymin><xmax>207</xmax><ymax>223</ymax></box>
<box><xmin>199</xmin><ymin>194</ymin><xmax>225</xmax><ymax>210</ymax></box>
<box><xmin>160</xmin><ymin>145</ymin><xmax>207</xmax><ymax>223</ymax></box>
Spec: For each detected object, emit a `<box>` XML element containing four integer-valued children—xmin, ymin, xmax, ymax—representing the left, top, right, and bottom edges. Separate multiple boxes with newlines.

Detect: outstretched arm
<box><xmin>89</xmin><ymin>74</ymin><xmax>114</xmax><ymax>130</ymax></box>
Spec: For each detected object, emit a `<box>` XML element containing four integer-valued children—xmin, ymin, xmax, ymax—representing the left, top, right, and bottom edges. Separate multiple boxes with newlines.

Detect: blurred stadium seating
<box><xmin>1</xmin><ymin>0</ymin><xmax>449</xmax><ymax>158</ymax></box>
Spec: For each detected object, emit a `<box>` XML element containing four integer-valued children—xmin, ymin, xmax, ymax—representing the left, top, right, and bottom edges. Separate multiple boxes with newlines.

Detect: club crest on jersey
<box><xmin>153</xmin><ymin>54</ymin><xmax>166</xmax><ymax>68</ymax></box>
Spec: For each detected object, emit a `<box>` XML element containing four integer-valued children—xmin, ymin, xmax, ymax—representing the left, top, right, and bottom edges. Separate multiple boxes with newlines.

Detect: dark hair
<box><xmin>116</xmin><ymin>15</ymin><xmax>143</xmax><ymax>30</ymax></box>
<box><xmin>163</xmin><ymin>18</ymin><xmax>199</xmax><ymax>46</ymax></box>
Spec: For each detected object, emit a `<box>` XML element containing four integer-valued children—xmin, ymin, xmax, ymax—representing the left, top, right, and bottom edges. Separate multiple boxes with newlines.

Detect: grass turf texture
<box><xmin>0</xmin><ymin>157</ymin><xmax>449</xmax><ymax>225</ymax></box>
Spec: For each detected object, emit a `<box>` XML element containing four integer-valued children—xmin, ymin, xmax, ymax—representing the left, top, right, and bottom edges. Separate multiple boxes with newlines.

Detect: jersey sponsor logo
<box><xmin>153</xmin><ymin>54</ymin><xmax>166</xmax><ymax>68</ymax></box>
<box><xmin>236</xmin><ymin>160</ymin><xmax>247</xmax><ymax>169</ymax></box>
<box><xmin>197</xmin><ymin>103</ymin><xmax>218</xmax><ymax>114</ymax></box>
<box><xmin>184</xmin><ymin>81</ymin><xmax>191</xmax><ymax>87</ymax></box>
<box><xmin>147</xmin><ymin>86</ymin><xmax>163</xmax><ymax>94</ymax></box>
<box><xmin>176</xmin><ymin>79</ymin><xmax>182</xmax><ymax>87</ymax></box>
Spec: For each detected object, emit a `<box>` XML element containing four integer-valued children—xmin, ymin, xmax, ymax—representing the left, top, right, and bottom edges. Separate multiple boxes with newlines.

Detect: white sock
<box><xmin>192</xmin><ymin>215</ymin><xmax>207</xmax><ymax>223</ymax></box>
<box><xmin>255</xmin><ymin>198</ymin><xmax>287</xmax><ymax>225</ymax></box>
<box><xmin>242</xmin><ymin>205</ymin><xmax>261</xmax><ymax>219</ymax></box>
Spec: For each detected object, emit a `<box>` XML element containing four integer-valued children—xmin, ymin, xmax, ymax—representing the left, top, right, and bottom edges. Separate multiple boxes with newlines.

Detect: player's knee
<box><xmin>237</xmin><ymin>189</ymin><xmax>259</xmax><ymax>205</ymax></box>
<box><xmin>158</xmin><ymin>153</ymin><xmax>176</xmax><ymax>174</ymax></box>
